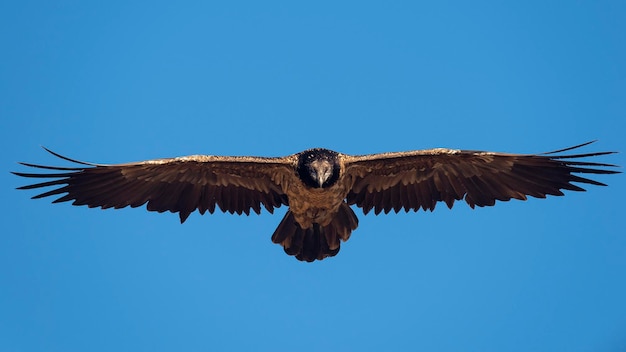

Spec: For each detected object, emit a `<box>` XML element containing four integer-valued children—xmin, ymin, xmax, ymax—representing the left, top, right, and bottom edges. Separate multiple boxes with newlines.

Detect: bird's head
<box><xmin>297</xmin><ymin>148</ymin><xmax>341</xmax><ymax>188</ymax></box>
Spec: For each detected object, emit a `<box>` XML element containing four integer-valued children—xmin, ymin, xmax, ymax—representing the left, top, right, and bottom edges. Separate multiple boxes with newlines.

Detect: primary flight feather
<box><xmin>13</xmin><ymin>141</ymin><xmax>619</xmax><ymax>262</ymax></box>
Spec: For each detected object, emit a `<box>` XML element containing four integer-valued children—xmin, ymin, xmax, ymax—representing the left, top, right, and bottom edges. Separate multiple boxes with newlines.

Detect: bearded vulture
<box><xmin>13</xmin><ymin>141</ymin><xmax>619</xmax><ymax>262</ymax></box>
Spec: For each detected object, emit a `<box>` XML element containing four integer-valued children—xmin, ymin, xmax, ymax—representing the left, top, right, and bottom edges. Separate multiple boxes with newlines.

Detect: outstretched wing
<box><xmin>343</xmin><ymin>141</ymin><xmax>619</xmax><ymax>215</ymax></box>
<box><xmin>13</xmin><ymin>148</ymin><xmax>297</xmax><ymax>222</ymax></box>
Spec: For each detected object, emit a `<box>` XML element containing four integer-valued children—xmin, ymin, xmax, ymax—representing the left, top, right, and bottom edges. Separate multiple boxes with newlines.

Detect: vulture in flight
<box><xmin>13</xmin><ymin>141</ymin><xmax>619</xmax><ymax>262</ymax></box>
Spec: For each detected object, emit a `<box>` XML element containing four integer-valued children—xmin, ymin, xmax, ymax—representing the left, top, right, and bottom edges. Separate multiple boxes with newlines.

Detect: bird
<box><xmin>13</xmin><ymin>141</ymin><xmax>619</xmax><ymax>262</ymax></box>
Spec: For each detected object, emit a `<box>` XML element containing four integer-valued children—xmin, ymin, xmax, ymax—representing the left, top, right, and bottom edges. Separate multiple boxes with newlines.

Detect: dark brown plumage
<box><xmin>13</xmin><ymin>141</ymin><xmax>619</xmax><ymax>262</ymax></box>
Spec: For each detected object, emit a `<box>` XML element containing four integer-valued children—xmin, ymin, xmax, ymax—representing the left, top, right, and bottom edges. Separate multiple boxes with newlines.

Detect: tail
<box><xmin>271</xmin><ymin>203</ymin><xmax>359</xmax><ymax>262</ymax></box>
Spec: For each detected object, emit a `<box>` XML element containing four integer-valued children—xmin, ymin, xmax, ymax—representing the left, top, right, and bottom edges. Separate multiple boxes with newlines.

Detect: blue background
<box><xmin>1</xmin><ymin>1</ymin><xmax>624</xmax><ymax>351</ymax></box>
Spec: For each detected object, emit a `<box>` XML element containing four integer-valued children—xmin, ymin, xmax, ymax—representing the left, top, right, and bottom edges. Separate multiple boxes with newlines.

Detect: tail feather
<box><xmin>332</xmin><ymin>201</ymin><xmax>358</xmax><ymax>241</ymax></box>
<box><xmin>271</xmin><ymin>203</ymin><xmax>359</xmax><ymax>262</ymax></box>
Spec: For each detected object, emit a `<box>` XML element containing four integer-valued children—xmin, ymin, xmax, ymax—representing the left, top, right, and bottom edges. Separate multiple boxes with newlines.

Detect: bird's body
<box><xmin>288</xmin><ymin>148</ymin><xmax>347</xmax><ymax>227</ymax></box>
<box><xmin>285</xmin><ymin>179</ymin><xmax>347</xmax><ymax>227</ymax></box>
<box><xmin>13</xmin><ymin>142</ymin><xmax>619</xmax><ymax>262</ymax></box>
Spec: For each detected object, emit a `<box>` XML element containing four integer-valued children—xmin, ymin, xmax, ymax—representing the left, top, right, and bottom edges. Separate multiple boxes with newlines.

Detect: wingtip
<box><xmin>541</xmin><ymin>140</ymin><xmax>597</xmax><ymax>155</ymax></box>
<box><xmin>41</xmin><ymin>146</ymin><xmax>65</xmax><ymax>159</ymax></box>
<box><xmin>41</xmin><ymin>145</ymin><xmax>57</xmax><ymax>156</ymax></box>
<box><xmin>37</xmin><ymin>146</ymin><xmax>100</xmax><ymax>166</ymax></box>
<box><xmin>540</xmin><ymin>141</ymin><xmax>621</xmax><ymax>161</ymax></box>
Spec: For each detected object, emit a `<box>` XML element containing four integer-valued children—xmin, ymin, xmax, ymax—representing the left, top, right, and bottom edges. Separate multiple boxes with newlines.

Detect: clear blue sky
<box><xmin>1</xmin><ymin>1</ymin><xmax>625</xmax><ymax>351</ymax></box>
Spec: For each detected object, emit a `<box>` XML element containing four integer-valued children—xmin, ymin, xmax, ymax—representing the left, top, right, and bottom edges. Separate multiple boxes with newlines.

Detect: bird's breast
<box><xmin>285</xmin><ymin>181</ymin><xmax>349</xmax><ymax>228</ymax></box>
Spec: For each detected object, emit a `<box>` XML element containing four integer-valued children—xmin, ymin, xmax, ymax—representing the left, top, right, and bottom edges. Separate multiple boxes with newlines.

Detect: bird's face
<box><xmin>297</xmin><ymin>148</ymin><xmax>341</xmax><ymax>189</ymax></box>
<box><xmin>309</xmin><ymin>159</ymin><xmax>334</xmax><ymax>187</ymax></box>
